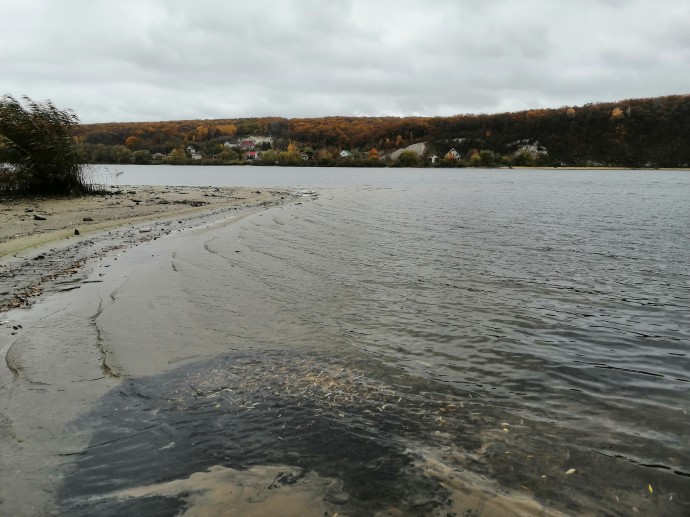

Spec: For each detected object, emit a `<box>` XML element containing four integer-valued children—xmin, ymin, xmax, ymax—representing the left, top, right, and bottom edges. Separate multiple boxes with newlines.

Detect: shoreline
<box><xmin>1</xmin><ymin>177</ymin><xmax>686</xmax><ymax>516</ymax></box>
<box><xmin>0</xmin><ymin>192</ymin><xmax>308</xmax><ymax>514</ymax></box>
<box><xmin>0</xmin><ymin>185</ymin><xmax>304</xmax><ymax>311</ymax></box>
<box><xmin>1</xmin><ymin>185</ymin><xmax>295</xmax><ymax>258</ymax></box>
<box><xmin>82</xmin><ymin>163</ymin><xmax>690</xmax><ymax>171</ymax></box>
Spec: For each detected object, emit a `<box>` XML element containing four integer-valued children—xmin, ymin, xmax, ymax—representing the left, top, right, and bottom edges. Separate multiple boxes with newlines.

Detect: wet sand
<box><xmin>0</xmin><ymin>185</ymin><xmax>287</xmax><ymax>256</ymax></box>
<box><xmin>0</xmin><ymin>185</ymin><xmax>296</xmax><ymax>311</ymax></box>
<box><xmin>79</xmin><ymin>465</ymin><xmax>341</xmax><ymax>517</ymax></box>
<box><xmin>0</xmin><ymin>186</ymin><xmax>307</xmax><ymax>515</ymax></box>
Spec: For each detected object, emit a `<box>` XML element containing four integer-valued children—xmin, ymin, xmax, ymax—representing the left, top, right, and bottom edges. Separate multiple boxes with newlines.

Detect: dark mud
<box><xmin>58</xmin><ymin>350</ymin><xmax>688</xmax><ymax>516</ymax></box>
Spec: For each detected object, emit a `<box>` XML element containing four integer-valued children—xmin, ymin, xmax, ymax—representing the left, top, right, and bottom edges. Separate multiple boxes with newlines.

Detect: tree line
<box><xmin>73</xmin><ymin>95</ymin><xmax>690</xmax><ymax>168</ymax></box>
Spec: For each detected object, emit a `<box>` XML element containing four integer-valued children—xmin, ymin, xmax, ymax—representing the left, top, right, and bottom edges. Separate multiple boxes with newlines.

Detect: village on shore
<box><xmin>154</xmin><ymin>134</ymin><xmax>547</xmax><ymax>168</ymax></box>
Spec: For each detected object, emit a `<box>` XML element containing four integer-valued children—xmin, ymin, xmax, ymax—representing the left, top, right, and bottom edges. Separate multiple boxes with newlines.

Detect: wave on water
<box><xmin>3</xmin><ymin>170</ymin><xmax>690</xmax><ymax>515</ymax></box>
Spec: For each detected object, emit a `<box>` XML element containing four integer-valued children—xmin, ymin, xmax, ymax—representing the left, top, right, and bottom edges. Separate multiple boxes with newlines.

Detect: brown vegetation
<box><xmin>73</xmin><ymin>95</ymin><xmax>690</xmax><ymax>168</ymax></box>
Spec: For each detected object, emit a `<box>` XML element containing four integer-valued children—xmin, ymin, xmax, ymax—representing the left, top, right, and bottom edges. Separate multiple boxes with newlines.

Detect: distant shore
<box><xmin>507</xmin><ymin>166</ymin><xmax>690</xmax><ymax>171</ymax></box>
<box><xmin>82</xmin><ymin>158</ymin><xmax>690</xmax><ymax>172</ymax></box>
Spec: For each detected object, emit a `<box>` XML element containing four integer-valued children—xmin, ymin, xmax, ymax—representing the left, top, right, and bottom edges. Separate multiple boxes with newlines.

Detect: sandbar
<box><xmin>0</xmin><ymin>185</ymin><xmax>298</xmax><ymax>311</ymax></box>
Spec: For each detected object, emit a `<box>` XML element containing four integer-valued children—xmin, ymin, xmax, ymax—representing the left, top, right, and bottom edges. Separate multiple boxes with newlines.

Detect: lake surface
<box><xmin>2</xmin><ymin>167</ymin><xmax>689</xmax><ymax>515</ymax></box>
<box><xmin>89</xmin><ymin>163</ymin><xmax>461</xmax><ymax>188</ymax></box>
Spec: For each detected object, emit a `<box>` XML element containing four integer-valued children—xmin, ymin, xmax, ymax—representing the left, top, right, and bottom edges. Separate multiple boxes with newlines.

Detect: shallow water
<box><xmin>2</xmin><ymin>169</ymin><xmax>689</xmax><ymax>515</ymax></box>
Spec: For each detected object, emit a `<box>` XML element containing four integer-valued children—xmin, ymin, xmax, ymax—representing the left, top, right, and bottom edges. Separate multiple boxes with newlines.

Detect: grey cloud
<box><xmin>1</xmin><ymin>0</ymin><xmax>687</xmax><ymax>122</ymax></box>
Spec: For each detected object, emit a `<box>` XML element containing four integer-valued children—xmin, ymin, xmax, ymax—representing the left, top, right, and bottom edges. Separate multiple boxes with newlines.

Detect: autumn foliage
<box><xmin>72</xmin><ymin>95</ymin><xmax>690</xmax><ymax>168</ymax></box>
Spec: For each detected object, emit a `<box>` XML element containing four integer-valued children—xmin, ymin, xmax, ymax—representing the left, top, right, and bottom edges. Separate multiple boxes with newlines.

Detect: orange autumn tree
<box><xmin>611</xmin><ymin>107</ymin><xmax>624</xmax><ymax>119</ymax></box>
<box><xmin>195</xmin><ymin>125</ymin><xmax>209</xmax><ymax>140</ymax></box>
<box><xmin>215</xmin><ymin>124</ymin><xmax>237</xmax><ymax>137</ymax></box>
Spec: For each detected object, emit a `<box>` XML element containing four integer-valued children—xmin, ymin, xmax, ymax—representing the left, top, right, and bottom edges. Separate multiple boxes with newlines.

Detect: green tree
<box><xmin>219</xmin><ymin>147</ymin><xmax>239</xmax><ymax>162</ymax></box>
<box><xmin>478</xmin><ymin>150</ymin><xmax>497</xmax><ymax>167</ymax></box>
<box><xmin>0</xmin><ymin>94</ymin><xmax>86</xmax><ymax>194</ymax></box>
<box><xmin>168</xmin><ymin>146</ymin><xmax>188</xmax><ymax>164</ymax></box>
<box><xmin>260</xmin><ymin>149</ymin><xmax>278</xmax><ymax>164</ymax></box>
<box><xmin>513</xmin><ymin>151</ymin><xmax>536</xmax><ymax>166</ymax></box>
<box><xmin>92</xmin><ymin>144</ymin><xmax>116</xmax><ymax>163</ymax></box>
<box><xmin>277</xmin><ymin>150</ymin><xmax>302</xmax><ymax>165</ymax></box>
<box><xmin>397</xmin><ymin>150</ymin><xmax>419</xmax><ymax>167</ymax></box>
<box><xmin>114</xmin><ymin>146</ymin><xmax>133</xmax><ymax>164</ymax></box>
<box><xmin>133</xmin><ymin>150</ymin><xmax>152</xmax><ymax>164</ymax></box>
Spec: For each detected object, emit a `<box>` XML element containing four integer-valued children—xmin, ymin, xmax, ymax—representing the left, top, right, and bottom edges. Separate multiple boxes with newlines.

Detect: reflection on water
<box><xmin>3</xmin><ymin>170</ymin><xmax>690</xmax><ymax>515</ymax></box>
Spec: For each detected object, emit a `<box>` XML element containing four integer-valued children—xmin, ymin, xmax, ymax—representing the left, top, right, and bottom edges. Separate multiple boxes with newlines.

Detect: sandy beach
<box><xmin>0</xmin><ymin>185</ymin><xmax>293</xmax><ymax>257</ymax></box>
<box><xmin>0</xmin><ymin>185</ymin><xmax>298</xmax><ymax>311</ymax></box>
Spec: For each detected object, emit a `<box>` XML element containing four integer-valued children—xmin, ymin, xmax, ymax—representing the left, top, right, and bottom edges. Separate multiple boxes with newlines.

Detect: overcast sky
<box><xmin>1</xmin><ymin>0</ymin><xmax>688</xmax><ymax>123</ymax></box>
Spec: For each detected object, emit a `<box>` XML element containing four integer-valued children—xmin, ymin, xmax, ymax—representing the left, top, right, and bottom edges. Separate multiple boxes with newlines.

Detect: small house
<box><xmin>239</xmin><ymin>140</ymin><xmax>256</xmax><ymax>151</ymax></box>
<box><xmin>244</xmin><ymin>151</ymin><xmax>259</xmax><ymax>161</ymax></box>
<box><xmin>445</xmin><ymin>148</ymin><xmax>461</xmax><ymax>160</ymax></box>
<box><xmin>339</xmin><ymin>150</ymin><xmax>352</xmax><ymax>158</ymax></box>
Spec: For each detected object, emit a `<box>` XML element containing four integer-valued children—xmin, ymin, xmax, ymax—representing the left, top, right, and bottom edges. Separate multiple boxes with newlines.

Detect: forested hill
<box><xmin>74</xmin><ymin>94</ymin><xmax>690</xmax><ymax>167</ymax></box>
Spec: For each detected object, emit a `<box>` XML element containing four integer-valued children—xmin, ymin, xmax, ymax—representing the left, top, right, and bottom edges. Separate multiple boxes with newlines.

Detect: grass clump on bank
<box><xmin>0</xmin><ymin>94</ymin><xmax>89</xmax><ymax>195</ymax></box>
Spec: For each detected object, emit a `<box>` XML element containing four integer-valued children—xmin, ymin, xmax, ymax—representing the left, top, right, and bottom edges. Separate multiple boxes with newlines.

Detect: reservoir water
<box><xmin>1</xmin><ymin>167</ymin><xmax>689</xmax><ymax>515</ymax></box>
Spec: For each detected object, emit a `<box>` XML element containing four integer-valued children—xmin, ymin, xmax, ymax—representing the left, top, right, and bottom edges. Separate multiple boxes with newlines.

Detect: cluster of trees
<box><xmin>1</xmin><ymin>95</ymin><xmax>87</xmax><ymax>194</ymax></box>
<box><xmin>72</xmin><ymin>95</ymin><xmax>690</xmax><ymax>168</ymax></box>
<box><xmin>73</xmin><ymin>140</ymin><xmax>547</xmax><ymax>169</ymax></box>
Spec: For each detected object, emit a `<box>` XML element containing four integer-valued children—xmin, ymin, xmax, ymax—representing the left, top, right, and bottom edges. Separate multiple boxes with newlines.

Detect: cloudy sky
<box><xmin>1</xmin><ymin>0</ymin><xmax>688</xmax><ymax>123</ymax></box>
